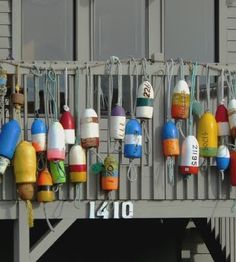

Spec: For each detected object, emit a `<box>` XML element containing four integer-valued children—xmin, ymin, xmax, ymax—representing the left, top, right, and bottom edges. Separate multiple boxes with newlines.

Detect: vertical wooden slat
<box><xmin>230</xmin><ymin>218</ymin><xmax>235</xmax><ymax>262</ymax></box>
<box><xmin>68</xmin><ymin>74</ymin><xmax>75</xmax><ymax>201</ymax></box>
<box><xmin>23</xmin><ymin>74</ymin><xmax>28</xmax><ymax>140</ymax></box>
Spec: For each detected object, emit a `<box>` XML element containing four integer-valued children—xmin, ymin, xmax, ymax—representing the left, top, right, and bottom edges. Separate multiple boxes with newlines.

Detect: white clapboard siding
<box><xmin>0</xmin><ymin>0</ymin><xmax>11</xmax><ymax>59</ymax></box>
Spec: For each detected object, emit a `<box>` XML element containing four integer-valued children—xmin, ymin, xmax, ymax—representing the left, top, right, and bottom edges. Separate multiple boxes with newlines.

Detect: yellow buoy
<box><xmin>13</xmin><ymin>141</ymin><xmax>37</xmax><ymax>200</ymax></box>
<box><xmin>197</xmin><ymin>111</ymin><xmax>218</xmax><ymax>157</ymax></box>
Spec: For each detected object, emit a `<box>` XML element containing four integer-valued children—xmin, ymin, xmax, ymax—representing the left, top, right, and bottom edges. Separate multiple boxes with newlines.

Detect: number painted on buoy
<box><xmin>89</xmin><ymin>201</ymin><xmax>134</xmax><ymax>219</ymax></box>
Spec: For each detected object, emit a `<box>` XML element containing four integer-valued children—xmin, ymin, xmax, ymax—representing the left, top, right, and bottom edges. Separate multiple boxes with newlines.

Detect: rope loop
<box><xmin>127</xmin><ymin>159</ymin><xmax>137</xmax><ymax>182</ymax></box>
<box><xmin>43</xmin><ymin>203</ymin><xmax>55</xmax><ymax>232</ymax></box>
<box><xmin>74</xmin><ymin>183</ymin><xmax>81</xmax><ymax>209</ymax></box>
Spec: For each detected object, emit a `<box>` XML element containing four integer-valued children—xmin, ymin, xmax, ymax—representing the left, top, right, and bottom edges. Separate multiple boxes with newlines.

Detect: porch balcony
<box><xmin>0</xmin><ymin>59</ymin><xmax>235</xmax><ymax>220</ymax></box>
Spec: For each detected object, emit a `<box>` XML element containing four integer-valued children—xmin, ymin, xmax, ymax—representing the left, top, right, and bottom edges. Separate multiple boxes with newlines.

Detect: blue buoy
<box><xmin>0</xmin><ymin>120</ymin><xmax>21</xmax><ymax>159</ymax></box>
<box><xmin>124</xmin><ymin>118</ymin><xmax>142</xmax><ymax>158</ymax></box>
<box><xmin>216</xmin><ymin>145</ymin><xmax>230</xmax><ymax>173</ymax></box>
<box><xmin>31</xmin><ymin>119</ymin><xmax>47</xmax><ymax>152</ymax></box>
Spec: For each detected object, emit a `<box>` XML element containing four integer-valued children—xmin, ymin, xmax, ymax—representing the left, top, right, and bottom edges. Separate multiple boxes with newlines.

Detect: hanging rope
<box><xmin>220</xmin><ymin>69</ymin><xmax>225</xmax><ymax>104</ymax></box>
<box><xmin>165</xmin><ymin>59</ymin><xmax>175</xmax><ymax>185</ymax></box>
<box><xmin>45</xmin><ymin>68</ymin><xmax>58</xmax><ymax>122</ymax></box>
<box><xmin>179</xmin><ymin>58</ymin><xmax>184</xmax><ymax>80</ymax></box>
<box><xmin>129</xmin><ymin>58</ymin><xmax>134</xmax><ymax>118</ymax></box>
<box><xmin>141</xmin><ymin>58</ymin><xmax>149</xmax><ymax>81</ymax></box>
<box><xmin>63</xmin><ymin>67</ymin><xmax>69</xmax><ymax>112</ymax></box>
<box><xmin>189</xmin><ymin>62</ymin><xmax>198</xmax><ymax>135</ymax></box>
<box><xmin>0</xmin><ymin>66</ymin><xmax>7</xmax><ymax>125</ymax></box>
<box><xmin>206</xmin><ymin>65</ymin><xmax>211</xmax><ymax>111</ymax></box>
<box><xmin>13</xmin><ymin>64</ymin><xmax>23</xmax><ymax>140</ymax></box>
<box><xmin>74</xmin><ymin>183</ymin><xmax>81</xmax><ymax>209</ymax></box>
<box><xmin>75</xmin><ymin>67</ymin><xmax>81</xmax><ymax>145</ymax></box>
<box><xmin>166</xmin><ymin>59</ymin><xmax>174</xmax><ymax>120</ymax></box>
<box><xmin>25</xmin><ymin>200</ymin><xmax>34</xmax><ymax>228</ymax></box>
<box><xmin>43</xmin><ymin>203</ymin><xmax>55</xmax><ymax>231</ymax></box>
<box><xmin>127</xmin><ymin>158</ymin><xmax>137</xmax><ymax>182</ymax></box>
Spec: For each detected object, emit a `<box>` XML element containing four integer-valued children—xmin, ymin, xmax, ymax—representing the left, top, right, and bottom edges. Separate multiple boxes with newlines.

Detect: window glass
<box><xmin>94</xmin><ymin>0</ymin><xmax>146</xmax><ymax>60</ymax></box>
<box><xmin>22</xmin><ymin>0</ymin><xmax>74</xmax><ymax>60</ymax></box>
<box><xmin>164</xmin><ymin>0</ymin><xmax>215</xmax><ymax>63</ymax></box>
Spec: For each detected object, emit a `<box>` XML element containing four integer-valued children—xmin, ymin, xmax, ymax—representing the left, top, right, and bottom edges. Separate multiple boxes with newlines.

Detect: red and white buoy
<box><xmin>80</xmin><ymin>108</ymin><xmax>99</xmax><ymax>149</ymax></box>
<box><xmin>69</xmin><ymin>144</ymin><xmax>87</xmax><ymax>183</ymax></box>
<box><xmin>180</xmin><ymin>135</ymin><xmax>199</xmax><ymax>175</ymax></box>
<box><xmin>47</xmin><ymin>121</ymin><xmax>65</xmax><ymax>161</ymax></box>
<box><xmin>215</xmin><ymin>101</ymin><xmax>230</xmax><ymax>137</ymax></box>
<box><xmin>60</xmin><ymin>110</ymin><xmax>75</xmax><ymax>144</ymax></box>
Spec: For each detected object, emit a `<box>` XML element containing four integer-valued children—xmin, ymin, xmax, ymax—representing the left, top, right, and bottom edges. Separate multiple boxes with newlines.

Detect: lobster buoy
<box><xmin>37</xmin><ymin>168</ymin><xmax>55</xmax><ymax>202</ymax></box>
<box><xmin>13</xmin><ymin>141</ymin><xmax>36</xmax><ymax>200</ymax></box>
<box><xmin>171</xmin><ymin>79</ymin><xmax>190</xmax><ymax>119</ymax></box>
<box><xmin>0</xmin><ymin>119</ymin><xmax>21</xmax><ymax>175</ymax></box>
<box><xmin>197</xmin><ymin>111</ymin><xmax>218</xmax><ymax>157</ymax></box>
<box><xmin>162</xmin><ymin>120</ymin><xmax>180</xmax><ymax>156</ymax></box>
<box><xmin>81</xmin><ymin>108</ymin><xmax>99</xmax><ymax>149</ymax></box>
<box><xmin>11</xmin><ymin>92</ymin><xmax>24</xmax><ymax>109</ymax></box>
<box><xmin>230</xmin><ymin>150</ymin><xmax>236</xmax><ymax>186</ymax></box>
<box><xmin>69</xmin><ymin>144</ymin><xmax>87</xmax><ymax>183</ymax></box>
<box><xmin>110</xmin><ymin>105</ymin><xmax>126</xmax><ymax>140</ymax></box>
<box><xmin>49</xmin><ymin>160</ymin><xmax>66</xmax><ymax>185</ymax></box>
<box><xmin>31</xmin><ymin>118</ymin><xmax>47</xmax><ymax>152</ymax></box>
<box><xmin>180</xmin><ymin>135</ymin><xmax>199</xmax><ymax>175</ymax></box>
<box><xmin>124</xmin><ymin>118</ymin><xmax>142</xmax><ymax>159</ymax></box>
<box><xmin>215</xmin><ymin>103</ymin><xmax>230</xmax><ymax>137</ymax></box>
<box><xmin>101</xmin><ymin>155</ymin><xmax>119</xmax><ymax>191</ymax></box>
<box><xmin>47</xmin><ymin>121</ymin><xmax>65</xmax><ymax>161</ymax></box>
<box><xmin>60</xmin><ymin>110</ymin><xmax>75</xmax><ymax>145</ymax></box>
<box><xmin>228</xmin><ymin>99</ymin><xmax>236</xmax><ymax>138</ymax></box>
<box><xmin>136</xmin><ymin>81</ymin><xmax>154</xmax><ymax>119</ymax></box>
<box><xmin>216</xmin><ymin>145</ymin><xmax>230</xmax><ymax>179</ymax></box>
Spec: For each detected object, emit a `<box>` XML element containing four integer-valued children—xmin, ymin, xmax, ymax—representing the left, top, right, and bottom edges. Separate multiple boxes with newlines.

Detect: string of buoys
<box><xmin>2</xmin><ymin>58</ymin><xmax>236</xmax><ymax>224</ymax></box>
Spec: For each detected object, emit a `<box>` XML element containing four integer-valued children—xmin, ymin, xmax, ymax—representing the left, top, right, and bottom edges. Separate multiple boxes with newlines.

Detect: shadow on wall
<box><xmin>0</xmin><ymin>218</ymin><xmax>188</xmax><ymax>262</ymax></box>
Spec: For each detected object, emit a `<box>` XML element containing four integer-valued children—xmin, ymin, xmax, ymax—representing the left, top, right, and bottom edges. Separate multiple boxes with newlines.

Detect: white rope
<box><xmin>43</xmin><ymin>203</ymin><xmax>55</xmax><ymax>232</ymax></box>
<box><xmin>63</xmin><ymin>67</ymin><xmax>69</xmax><ymax>111</ymax></box>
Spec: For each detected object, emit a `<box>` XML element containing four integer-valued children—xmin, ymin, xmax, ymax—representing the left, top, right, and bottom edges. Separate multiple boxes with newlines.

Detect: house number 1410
<box><xmin>89</xmin><ymin>201</ymin><xmax>134</xmax><ymax>219</ymax></box>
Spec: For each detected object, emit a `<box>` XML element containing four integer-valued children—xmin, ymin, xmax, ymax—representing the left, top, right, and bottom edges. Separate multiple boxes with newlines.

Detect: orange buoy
<box><xmin>171</xmin><ymin>79</ymin><xmax>190</xmax><ymax>119</ymax></box>
<box><xmin>101</xmin><ymin>155</ymin><xmax>119</xmax><ymax>191</ymax></box>
<box><xmin>37</xmin><ymin>168</ymin><xmax>55</xmax><ymax>202</ymax></box>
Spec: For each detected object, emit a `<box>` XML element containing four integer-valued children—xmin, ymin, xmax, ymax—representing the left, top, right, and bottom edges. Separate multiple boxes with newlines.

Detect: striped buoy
<box><xmin>110</xmin><ymin>105</ymin><xmax>126</xmax><ymax>140</ymax></box>
<box><xmin>162</xmin><ymin>120</ymin><xmax>180</xmax><ymax>156</ymax></box>
<box><xmin>124</xmin><ymin>118</ymin><xmax>142</xmax><ymax>159</ymax></box>
<box><xmin>60</xmin><ymin>110</ymin><xmax>75</xmax><ymax>145</ymax></box>
<box><xmin>216</xmin><ymin>145</ymin><xmax>230</xmax><ymax>178</ymax></box>
<box><xmin>228</xmin><ymin>99</ymin><xmax>236</xmax><ymax>138</ymax></box>
<box><xmin>31</xmin><ymin>118</ymin><xmax>47</xmax><ymax>152</ymax></box>
<box><xmin>47</xmin><ymin>121</ymin><xmax>65</xmax><ymax>161</ymax></box>
<box><xmin>197</xmin><ymin>111</ymin><xmax>218</xmax><ymax>157</ymax></box>
<box><xmin>101</xmin><ymin>155</ymin><xmax>119</xmax><ymax>191</ymax></box>
<box><xmin>37</xmin><ymin>168</ymin><xmax>55</xmax><ymax>202</ymax></box>
<box><xmin>69</xmin><ymin>144</ymin><xmax>87</xmax><ymax>183</ymax></box>
<box><xmin>0</xmin><ymin>119</ymin><xmax>21</xmax><ymax>175</ymax></box>
<box><xmin>215</xmin><ymin>103</ymin><xmax>230</xmax><ymax>137</ymax></box>
<box><xmin>180</xmin><ymin>135</ymin><xmax>199</xmax><ymax>175</ymax></box>
<box><xmin>81</xmin><ymin>108</ymin><xmax>99</xmax><ymax>149</ymax></box>
<box><xmin>136</xmin><ymin>81</ymin><xmax>154</xmax><ymax>119</ymax></box>
<box><xmin>171</xmin><ymin>79</ymin><xmax>190</xmax><ymax>119</ymax></box>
